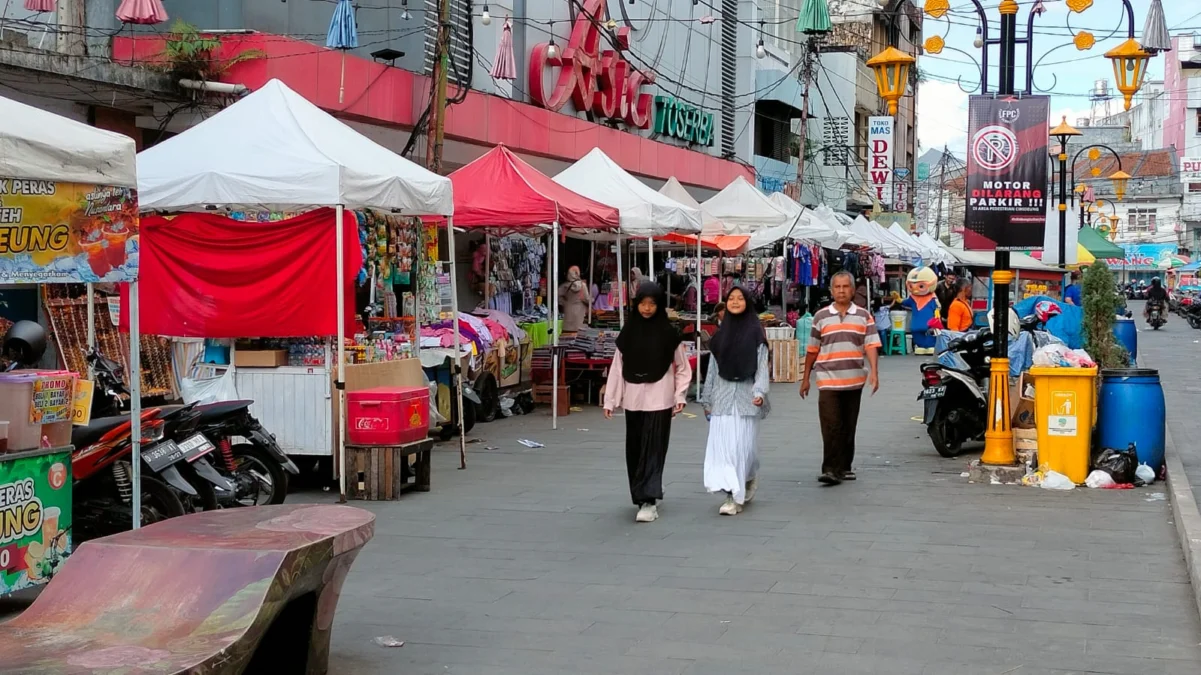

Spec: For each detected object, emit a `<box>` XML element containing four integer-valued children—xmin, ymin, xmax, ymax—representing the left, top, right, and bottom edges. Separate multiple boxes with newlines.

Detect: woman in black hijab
<box><xmin>604</xmin><ymin>282</ymin><xmax>693</xmax><ymax>523</ymax></box>
<box><xmin>700</xmin><ymin>286</ymin><xmax>770</xmax><ymax>516</ymax></box>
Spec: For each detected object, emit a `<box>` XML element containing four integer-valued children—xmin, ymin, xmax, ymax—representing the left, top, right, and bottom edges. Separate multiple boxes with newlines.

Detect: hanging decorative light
<box><xmin>973</xmin><ymin>26</ymin><xmax>983</xmax><ymax>49</ymax></box>
<box><xmin>481</xmin><ymin>2</ymin><xmax>491</xmax><ymax>25</ymax></box>
<box><xmin>547</xmin><ymin>23</ymin><xmax>559</xmax><ymax>59</ymax></box>
<box><xmin>866</xmin><ymin>46</ymin><xmax>915</xmax><ymax>115</ymax></box>
<box><xmin>1109</xmin><ymin>170</ymin><xmax>1132</xmax><ymax>201</ymax></box>
<box><xmin>1104</xmin><ymin>38</ymin><xmax>1150</xmax><ymax>110</ymax></box>
<box><xmin>756</xmin><ymin>21</ymin><xmax>766</xmax><ymax>59</ymax></box>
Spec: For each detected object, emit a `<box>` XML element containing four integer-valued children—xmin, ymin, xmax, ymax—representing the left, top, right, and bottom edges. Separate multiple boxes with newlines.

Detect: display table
<box><xmin>519</xmin><ymin>320</ymin><xmax>563</xmax><ymax>349</ymax></box>
<box><xmin>344</xmin><ymin>438</ymin><xmax>434</xmax><ymax>500</ymax></box>
<box><xmin>0</xmin><ymin>446</ymin><xmax>73</xmax><ymax>598</ymax></box>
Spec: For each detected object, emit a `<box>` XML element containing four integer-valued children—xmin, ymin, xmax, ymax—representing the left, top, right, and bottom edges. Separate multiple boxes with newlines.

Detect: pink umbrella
<box><xmin>24</xmin><ymin>0</ymin><xmax>54</xmax><ymax>12</ymax></box>
<box><xmin>116</xmin><ymin>0</ymin><xmax>168</xmax><ymax>25</ymax></box>
<box><xmin>490</xmin><ymin>18</ymin><xmax>516</xmax><ymax>81</ymax></box>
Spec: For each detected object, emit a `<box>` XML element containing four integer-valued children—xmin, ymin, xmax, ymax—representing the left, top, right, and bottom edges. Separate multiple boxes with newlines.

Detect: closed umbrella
<box><xmin>24</xmin><ymin>0</ymin><xmax>54</xmax><ymax>11</ymax></box>
<box><xmin>115</xmin><ymin>0</ymin><xmax>168</xmax><ymax>24</ymax></box>
<box><xmin>325</xmin><ymin>0</ymin><xmax>359</xmax><ymax>104</ymax></box>
<box><xmin>490</xmin><ymin>18</ymin><xmax>516</xmax><ymax>80</ymax></box>
<box><xmin>796</xmin><ymin>0</ymin><xmax>831</xmax><ymax>35</ymax></box>
<box><xmin>1141</xmin><ymin>0</ymin><xmax>1171</xmax><ymax>54</ymax></box>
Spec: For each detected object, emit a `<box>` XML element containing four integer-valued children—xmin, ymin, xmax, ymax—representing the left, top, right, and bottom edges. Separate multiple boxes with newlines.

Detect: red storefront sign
<box><xmin>528</xmin><ymin>0</ymin><xmax>655</xmax><ymax>129</ymax></box>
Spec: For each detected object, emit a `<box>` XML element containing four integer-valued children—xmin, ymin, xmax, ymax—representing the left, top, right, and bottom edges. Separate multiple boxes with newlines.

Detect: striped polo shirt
<box><xmin>807</xmin><ymin>303</ymin><xmax>881</xmax><ymax>390</ymax></box>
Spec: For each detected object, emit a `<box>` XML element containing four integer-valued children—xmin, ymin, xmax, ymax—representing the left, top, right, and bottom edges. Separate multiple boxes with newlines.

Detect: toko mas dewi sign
<box><xmin>528</xmin><ymin>0</ymin><xmax>656</xmax><ymax>129</ymax></box>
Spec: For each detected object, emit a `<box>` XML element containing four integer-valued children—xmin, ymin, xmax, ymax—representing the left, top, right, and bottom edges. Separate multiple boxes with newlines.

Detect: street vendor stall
<box><xmin>0</xmin><ymin>93</ymin><xmax>143</xmax><ymax>595</ymax></box>
<box><xmin>132</xmin><ymin>79</ymin><xmax>455</xmax><ymax>497</ymax></box>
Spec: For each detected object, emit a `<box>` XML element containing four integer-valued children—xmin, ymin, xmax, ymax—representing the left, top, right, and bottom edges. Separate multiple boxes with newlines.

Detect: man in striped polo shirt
<box><xmin>800</xmin><ymin>271</ymin><xmax>881</xmax><ymax>485</ymax></box>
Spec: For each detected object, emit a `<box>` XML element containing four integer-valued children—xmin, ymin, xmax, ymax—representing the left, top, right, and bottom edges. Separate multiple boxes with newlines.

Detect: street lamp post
<box><xmin>867</xmin><ymin>0</ymin><xmax>1152</xmax><ymax>467</ymax></box>
<box><xmin>1050</xmin><ymin>116</ymin><xmax>1083</xmax><ymax>268</ymax></box>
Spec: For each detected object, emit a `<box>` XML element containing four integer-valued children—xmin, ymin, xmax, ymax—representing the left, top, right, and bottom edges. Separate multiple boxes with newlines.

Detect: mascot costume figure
<box><xmin>902</xmin><ymin>266</ymin><xmax>940</xmax><ymax>355</ymax></box>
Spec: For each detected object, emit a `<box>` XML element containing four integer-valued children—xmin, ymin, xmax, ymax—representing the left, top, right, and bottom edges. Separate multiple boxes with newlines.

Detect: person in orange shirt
<box><xmin>946</xmin><ymin>279</ymin><xmax>975</xmax><ymax>332</ymax></box>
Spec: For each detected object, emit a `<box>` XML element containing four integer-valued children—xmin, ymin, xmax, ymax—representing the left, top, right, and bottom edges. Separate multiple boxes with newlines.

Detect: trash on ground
<box><xmin>1145</xmin><ymin>493</ymin><xmax>1167</xmax><ymax>502</ymax></box>
<box><xmin>373</xmin><ymin>636</ymin><xmax>405</xmax><ymax>648</ymax></box>
<box><xmin>1040</xmin><ymin>470</ymin><xmax>1075</xmax><ymax>490</ymax></box>
<box><xmin>1135</xmin><ymin>464</ymin><xmax>1156</xmax><ymax>485</ymax></box>
<box><xmin>1094</xmin><ymin>444</ymin><xmax>1140</xmax><ymax>484</ymax></box>
<box><xmin>1085</xmin><ymin>470</ymin><xmax>1116</xmax><ymax>489</ymax></box>
<box><xmin>961</xmin><ymin>472</ymin><xmax>970</xmax><ymax>478</ymax></box>
<box><xmin>570</xmin><ymin>406</ymin><xmax>583</xmax><ymax>412</ymax></box>
<box><xmin>466</xmin><ymin>438</ymin><xmax>483</xmax><ymax>444</ymax></box>
<box><xmin>517</xmin><ymin>439</ymin><xmax>544</xmax><ymax>448</ymax></box>
<box><xmin>483</xmin><ymin>446</ymin><xmax>499</xmax><ymax>451</ymax></box>
<box><xmin>577</xmin><ymin>428</ymin><xmax>589</xmax><ymax>432</ymax></box>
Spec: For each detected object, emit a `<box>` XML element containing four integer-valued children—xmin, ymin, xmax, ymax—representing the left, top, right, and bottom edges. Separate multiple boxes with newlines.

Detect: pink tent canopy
<box><xmin>448</xmin><ymin>145</ymin><xmax>620</xmax><ymax>230</ymax></box>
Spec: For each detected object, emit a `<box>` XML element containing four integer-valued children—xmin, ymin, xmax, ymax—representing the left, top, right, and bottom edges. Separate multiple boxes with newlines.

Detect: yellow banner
<box><xmin>0</xmin><ymin>179</ymin><xmax>138</xmax><ymax>283</ymax></box>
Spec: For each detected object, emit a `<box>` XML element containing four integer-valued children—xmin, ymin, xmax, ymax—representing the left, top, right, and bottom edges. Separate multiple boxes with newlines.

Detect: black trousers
<box><xmin>818</xmin><ymin>388</ymin><xmax>863</xmax><ymax>476</ymax></box>
<box><xmin>625</xmin><ymin>409</ymin><xmax>673</xmax><ymax>505</ymax></box>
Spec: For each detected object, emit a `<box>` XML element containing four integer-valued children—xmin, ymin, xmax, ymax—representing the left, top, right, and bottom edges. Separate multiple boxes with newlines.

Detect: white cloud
<box><xmin>917</xmin><ymin>80</ymin><xmax>970</xmax><ymax>154</ymax></box>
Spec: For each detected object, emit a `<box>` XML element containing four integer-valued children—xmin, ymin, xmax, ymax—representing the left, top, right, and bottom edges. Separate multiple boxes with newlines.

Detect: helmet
<box><xmin>1152</xmin><ymin>276</ymin><xmax>1162</xmax><ymax>286</ymax></box>
<box><xmin>1033</xmin><ymin>301</ymin><xmax>1062</xmax><ymax>323</ymax></box>
<box><xmin>3</xmin><ymin>320</ymin><xmax>47</xmax><ymax>366</ymax></box>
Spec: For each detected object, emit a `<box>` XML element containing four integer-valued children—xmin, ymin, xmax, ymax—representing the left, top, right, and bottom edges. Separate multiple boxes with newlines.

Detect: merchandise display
<box><xmin>486</xmin><ymin>235</ymin><xmax>546</xmax><ymax>315</ymax></box>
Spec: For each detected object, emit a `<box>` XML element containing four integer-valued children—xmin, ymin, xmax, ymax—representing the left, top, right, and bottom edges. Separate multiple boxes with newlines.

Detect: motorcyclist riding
<box><xmin>1145</xmin><ymin>277</ymin><xmax>1169</xmax><ymax>321</ymax></box>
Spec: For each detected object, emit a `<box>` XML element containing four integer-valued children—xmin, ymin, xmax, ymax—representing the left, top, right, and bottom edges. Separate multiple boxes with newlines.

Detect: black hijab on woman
<box><xmin>615</xmin><ymin>282</ymin><xmax>683</xmax><ymax>384</ymax></box>
<box><xmin>708</xmin><ymin>287</ymin><xmax>767</xmax><ymax>382</ymax></box>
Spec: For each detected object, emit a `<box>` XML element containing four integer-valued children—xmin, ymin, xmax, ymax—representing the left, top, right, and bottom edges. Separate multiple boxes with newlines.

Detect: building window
<box><xmin>1128</xmin><ymin>208</ymin><xmax>1158</xmax><ymax>233</ymax></box>
<box><xmin>1189</xmin><ymin>183</ymin><xmax>1201</xmax><ymax>193</ymax></box>
<box><xmin>754</xmin><ymin>101</ymin><xmax>794</xmax><ymax>163</ymax></box>
<box><xmin>1196</xmin><ymin>108</ymin><xmax>1201</xmax><ymax>134</ymax></box>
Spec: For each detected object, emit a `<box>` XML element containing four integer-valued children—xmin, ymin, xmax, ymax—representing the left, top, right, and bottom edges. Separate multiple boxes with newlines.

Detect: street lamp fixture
<box><xmin>1108</xmin><ymin>169</ymin><xmax>1132</xmax><ymax>201</ymax></box>
<box><xmin>1104</xmin><ymin>214</ymin><xmax>1122</xmax><ymax>240</ymax></box>
<box><xmin>866</xmin><ymin>46</ymin><xmax>915</xmax><ymax>115</ymax></box>
<box><xmin>1103</xmin><ymin>38</ymin><xmax>1151</xmax><ymax>110</ymax></box>
<box><xmin>1050</xmin><ymin>116</ymin><xmax>1082</xmax><ymax>269</ymax></box>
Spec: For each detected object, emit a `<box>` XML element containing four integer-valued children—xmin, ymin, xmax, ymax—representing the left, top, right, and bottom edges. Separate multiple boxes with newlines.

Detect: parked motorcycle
<box><xmin>1147</xmin><ymin>299</ymin><xmax>1166</xmax><ymax>330</ymax></box>
<box><xmin>919</xmin><ymin>327</ymin><xmax>993</xmax><ymax>457</ymax></box>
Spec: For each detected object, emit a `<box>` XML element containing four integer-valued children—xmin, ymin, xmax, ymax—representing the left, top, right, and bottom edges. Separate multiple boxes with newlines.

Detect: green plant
<box><xmin>1081</xmin><ymin>261</ymin><xmax>1127</xmax><ymax>369</ymax></box>
<box><xmin>162</xmin><ymin>20</ymin><xmax>264</xmax><ymax>82</ymax></box>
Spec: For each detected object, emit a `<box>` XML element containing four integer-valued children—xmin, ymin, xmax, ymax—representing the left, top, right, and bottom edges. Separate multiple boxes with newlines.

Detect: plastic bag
<box><xmin>1094</xmin><ymin>444</ymin><xmax>1140</xmax><ymax>484</ymax></box>
<box><xmin>1085</xmin><ymin>470</ymin><xmax>1116</xmax><ymax>488</ymax></box>
<box><xmin>1135</xmin><ymin>463</ymin><xmax>1156</xmax><ymax>485</ymax></box>
<box><xmin>1041</xmin><ymin>470</ymin><xmax>1076</xmax><ymax>490</ymax></box>
<box><xmin>1032</xmin><ymin>344</ymin><xmax>1072</xmax><ymax>367</ymax></box>
<box><xmin>1065</xmin><ymin>349</ymin><xmax>1096</xmax><ymax>368</ymax></box>
<box><xmin>180</xmin><ymin>366</ymin><xmax>238</xmax><ymax>404</ymax></box>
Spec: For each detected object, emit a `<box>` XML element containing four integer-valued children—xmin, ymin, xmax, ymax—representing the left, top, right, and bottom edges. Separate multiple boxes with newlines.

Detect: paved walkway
<box><xmin>321</xmin><ymin>350</ymin><xmax>1201</xmax><ymax>675</ymax></box>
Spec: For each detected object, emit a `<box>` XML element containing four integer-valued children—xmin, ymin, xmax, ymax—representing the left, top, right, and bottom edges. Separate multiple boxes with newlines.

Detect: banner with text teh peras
<box><xmin>0</xmin><ymin>178</ymin><xmax>138</xmax><ymax>283</ymax></box>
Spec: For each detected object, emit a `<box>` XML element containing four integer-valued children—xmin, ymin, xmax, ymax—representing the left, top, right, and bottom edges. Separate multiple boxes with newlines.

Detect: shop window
<box><xmin>754</xmin><ymin>101</ymin><xmax>795</xmax><ymax>163</ymax></box>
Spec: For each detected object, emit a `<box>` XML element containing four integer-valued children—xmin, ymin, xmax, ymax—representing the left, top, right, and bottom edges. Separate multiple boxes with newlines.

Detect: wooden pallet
<box><xmin>345</xmin><ymin>439</ymin><xmax>434</xmax><ymax>500</ymax></box>
<box><xmin>769</xmin><ymin>339</ymin><xmax>800</xmax><ymax>383</ymax></box>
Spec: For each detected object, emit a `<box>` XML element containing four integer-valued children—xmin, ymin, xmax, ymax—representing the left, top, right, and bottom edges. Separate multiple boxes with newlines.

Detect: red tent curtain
<box><xmin>121</xmin><ymin>208</ymin><xmax>361</xmax><ymax>338</ymax></box>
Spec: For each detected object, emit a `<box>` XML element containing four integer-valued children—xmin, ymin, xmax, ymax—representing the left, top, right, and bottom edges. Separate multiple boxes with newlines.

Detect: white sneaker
<box><xmin>636</xmin><ymin>503</ymin><xmax>658</xmax><ymax>522</ymax></box>
<box><xmin>719</xmin><ymin>496</ymin><xmax>742</xmax><ymax>516</ymax></box>
<box><xmin>744</xmin><ymin>477</ymin><xmax>758</xmax><ymax>503</ymax></box>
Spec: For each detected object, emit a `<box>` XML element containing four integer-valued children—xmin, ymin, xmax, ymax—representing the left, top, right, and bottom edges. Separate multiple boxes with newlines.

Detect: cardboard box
<box><xmin>234</xmin><ymin>349</ymin><xmax>288</xmax><ymax>367</ymax></box>
<box><xmin>499</xmin><ymin>339</ymin><xmax>521</xmax><ymax>388</ymax></box>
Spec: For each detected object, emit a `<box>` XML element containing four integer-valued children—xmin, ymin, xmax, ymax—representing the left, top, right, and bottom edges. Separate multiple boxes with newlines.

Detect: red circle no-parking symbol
<box><xmin>972</xmin><ymin>125</ymin><xmax>1019</xmax><ymax>172</ymax></box>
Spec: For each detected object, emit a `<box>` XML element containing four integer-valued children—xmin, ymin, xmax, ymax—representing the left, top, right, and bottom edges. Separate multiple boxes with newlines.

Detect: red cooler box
<box><xmin>346</xmin><ymin>386</ymin><xmax>430</xmax><ymax>446</ymax></box>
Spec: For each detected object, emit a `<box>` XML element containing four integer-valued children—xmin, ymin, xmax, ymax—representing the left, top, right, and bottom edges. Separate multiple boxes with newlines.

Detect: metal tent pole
<box><xmin>130</xmin><ymin>280</ymin><xmax>142</xmax><ymax>528</ymax></box>
<box><xmin>617</xmin><ymin>235</ymin><xmax>625</xmax><ymax>327</ymax></box>
<box><xmin>448</xmin><ymin>217</ymin><xmax>466</xmax><ymax>468</ymax></box>
<box><xmin>86</xmin><ymin>282</ymin><xmax>95</xmax><ymax>378</ymax></box>
<box><xmin>551</xmin><ymin>221</ymin><xmax>561</xmax><ymax>430</ymax></box>
<box><xmin>335</xmin><ymin>205</ymin><xmax>348</xmax><ymax>501</ymax></box>
<box><xmin>588</xmin><ymin>240</ymin><xmax>595</xmax><ymax>324</ymax></box>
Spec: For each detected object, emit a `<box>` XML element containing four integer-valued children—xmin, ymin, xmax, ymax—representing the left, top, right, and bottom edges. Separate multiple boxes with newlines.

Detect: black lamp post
<box><xmin>1050</xmin><ymin>116</ymin><xmax>1082</xmax><ymax>268</ymax></box>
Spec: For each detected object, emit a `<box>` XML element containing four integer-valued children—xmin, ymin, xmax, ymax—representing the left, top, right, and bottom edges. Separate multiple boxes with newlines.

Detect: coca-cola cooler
<box><xmin>346</xmin><ymin>386</ymin><xmax>429</xmax><ymax>446</ymax></box>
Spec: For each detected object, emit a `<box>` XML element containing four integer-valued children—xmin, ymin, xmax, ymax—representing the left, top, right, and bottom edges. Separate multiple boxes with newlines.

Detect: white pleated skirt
<box><xmin>703</xmin><ymin>414</ymin><xmax>761</xmax><ymax>504</ymax></box>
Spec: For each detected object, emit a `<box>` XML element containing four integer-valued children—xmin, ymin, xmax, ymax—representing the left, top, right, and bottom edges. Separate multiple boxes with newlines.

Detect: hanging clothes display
<box><xmin>487</xmin><ymin>235</ymin><xmax>546</xmax><ymax>315</ymax></box>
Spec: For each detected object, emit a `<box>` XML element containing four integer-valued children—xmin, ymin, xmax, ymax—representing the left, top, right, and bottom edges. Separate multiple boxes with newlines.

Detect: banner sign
<box><xmin>29</xmin><ymin>375</ymin><xmax>74</xmax><ymax>425</ymax></box>
<box><xmin>1103</xmin><ymin>243</ymin><xmax>1178</xmax><ymax>269</ymax></box>
<box><xmin>652</xmin><ymin>96</ymin><xmax>714</xmax><ymax>146</ymax></box>
<box><xmin>893</xmin><ymin>176</ymin><xmax>909</xmax><ymax>212</ymax></box>
<box><xmin>867</xmin><ymin>117</ymin><xmax>894</xmax><ymax>206</ymax></box>
<box><xmin>0</xmin><ymin>448</ymin><xmax>72</xmax><ymax>597</ymax></box>
<box><xmin>1183</xmin><ymin>157</ymin><xmax>1201</xmax><ymax>183</ymax></box>
<box><xmin>528</xmin><ymin>0</ymin><xmax>655</xmax><ymax>129</ymax></box>
<box><xmin>963</xmin><ymin>95</ymin><xmax>1049</xmax><ymax>251</ymax></box>
<box><xmin>0</xmin><ymin>180</ymin><xmax>137</xmax><ymax>283</ymax></box>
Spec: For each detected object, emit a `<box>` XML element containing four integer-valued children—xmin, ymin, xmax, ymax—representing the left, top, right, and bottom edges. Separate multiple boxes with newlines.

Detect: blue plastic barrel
<box><xmin>1112</xmin><ymin>317</ymin><xmax>1137</xmax><ymax>365</ymax></box>
<box><xmin>1098</xmin><ymin>368</ymin><xmax>1166</xmax><ymax>471</ymax></box>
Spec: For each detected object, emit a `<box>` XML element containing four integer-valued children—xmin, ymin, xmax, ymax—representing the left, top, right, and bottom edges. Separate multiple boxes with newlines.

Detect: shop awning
<box><xmin>136</xmin><ymin>79</ymin><xmax>453</xmax><ymax>215</ymax></box>
<box><xmin>448</xmin><ymin>145</ymin><xmax>619</xmax><ymax>230</ymax></box>
<box><xmin>554</xmin><ymin>148</ymin><xmax>702</xmax><ymax>237</ymax></box>
<box><xmin>1077</xmin><ymin>226</ymin><xmax>1124</xmax><ymax>259</ymax></box>
<box><xmin>0</xmin><ymin>93</ymin><xmax>136</xmax><ymax>187</ymax></box>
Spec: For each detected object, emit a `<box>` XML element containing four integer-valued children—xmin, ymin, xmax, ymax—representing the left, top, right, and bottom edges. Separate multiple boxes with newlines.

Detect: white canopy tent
<box><xmin>1</xmin><ymin>93</ymin><xmax>144</xmax><ymax>528</ymax></box>
<box><xmin>700</xmin><ymin>175</ymin><xmax>791</xmax><ymax>234</ymax></box>
<box><xmin>752</xmin><ymin>193</ymin><xmax>851</xmax><ymax>250</ymax></box>
<box><xmin>848</xmin><ymin>216</ymin><xmax>906</xmax><ymax>257</ymax></box>
<box><xmin>916</xmin><ymin>232</ymin><xmax>956</xmax><ymax>265</ymax></box>
<box><xmin>886</xmin><ymin>223</ymin><xmax>945</xmax><ymax>265</ymax></box>
<box><xmin>136</xmin><ymin>79</ymin><xmax>458</xmax><ymax>495</ymax></box>
<box><xmin>660</xmin><ymin>176</ymin><xmax>727</xmax><ymax>237</ymax></box>
<box><xmin>811</xmin><ymin>205</ymin><xmax>873</xmax><ymax>248</ymax></box>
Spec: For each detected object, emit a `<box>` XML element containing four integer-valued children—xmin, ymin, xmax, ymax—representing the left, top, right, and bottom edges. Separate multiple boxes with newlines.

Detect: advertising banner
<box><xmin>867</xmin><ymin>116</ymin><xmax>894</xmax><ymax>207</ymax></box>
<box><xmin>0</xmin><ymin>448</ymin><xmax>72</xmax><ymax>597</ymax></box>
<box><xmin>1183</xmin><ymin>157</ymin><xmax>1201</xmax><ymax>183</ymax></box>
<box><xmin>1103</xmin><ymin>243</ymin><xmax>1178</xmax><ymax>270</ymax></box>
<box><xmin>963</xmin><ymin>96</ymin><xmax>1050</xmax><ymax>251</ymax></box>
<box><xmin>29</xmin><ymin>374</ymin><xmax>74</xmax><ymax>425</ymax></box>
<box><xmin>0</xmin><ymin>180</ymin><xmax>137</xmax><ymax>283</ymax></box>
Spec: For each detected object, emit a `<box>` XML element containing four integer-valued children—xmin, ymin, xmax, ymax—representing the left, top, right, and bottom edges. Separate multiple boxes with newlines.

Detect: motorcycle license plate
<box><xmin>922</xmin><ymin>385</ymin><xmax>947</xmax><ymax>399</ymax></box>
<box><xmin>179</xmin><ymin>433</ymin><xmax>216</xmax><ymax>463</ymax></box>
<box><xmin>143</xmin><ymin>440</ymin><xmax>185</xmax><ymax>473</ymax></box>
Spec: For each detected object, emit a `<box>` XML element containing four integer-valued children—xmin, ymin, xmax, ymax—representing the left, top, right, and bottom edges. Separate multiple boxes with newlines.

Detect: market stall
<box><xmin>132</xmin><ymin>79</ymin><xmax>454</xmax><ymax>497</ymax></box>
<box><xmin>0</xmin><ymin>93</ymin><xmax>143</xmax><ymax>594</ymax></box>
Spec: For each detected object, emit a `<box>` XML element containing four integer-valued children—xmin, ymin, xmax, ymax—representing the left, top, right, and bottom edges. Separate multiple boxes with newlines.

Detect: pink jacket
<box><xmin>604</xmin><ymin>345</ymin><xmax>693</xmax><ymax>412</ymax></box>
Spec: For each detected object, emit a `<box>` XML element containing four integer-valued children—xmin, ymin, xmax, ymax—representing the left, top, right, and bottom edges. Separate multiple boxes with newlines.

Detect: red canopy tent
<box><xmin>449</xmin><ymin>145</ymin><xmax>620</xmax><ymax>429</ymax></box>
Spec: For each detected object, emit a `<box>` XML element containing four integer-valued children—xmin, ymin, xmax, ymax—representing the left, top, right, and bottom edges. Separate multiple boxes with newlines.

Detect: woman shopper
<box><xmin>701</xmin><ymin>287</ymin><xmax>770</xmax><ymax>515</ymax></box>
<box><xmin>604</xmin><ymin>282</ymin><xmax>693</xmax><ymax>523</ymax></box>
<box><xmin>946</xmin><ymin>278</ymin><xmax>974</xmax><ymax>332</ymax></box>
<box><xmin>558</xmin><ymin>265</ymin><xmax>591</xmax><ymax>334</ymax></box>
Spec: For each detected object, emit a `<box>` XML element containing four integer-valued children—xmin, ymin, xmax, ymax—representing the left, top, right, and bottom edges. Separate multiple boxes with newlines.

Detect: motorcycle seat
<box><xmin>196</xmin><ymin>400</ymin><xmax>253</xmax><ymax>423</ymax></box>
<box><xmin>71</xmin><ymin>415</ymin><xmax>133</xmax><ymax>448</ymax></box>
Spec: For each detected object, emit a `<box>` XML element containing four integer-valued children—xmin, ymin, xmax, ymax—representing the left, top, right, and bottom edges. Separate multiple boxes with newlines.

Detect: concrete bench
<box><xmin>0</xmin><ymin>504</ymin><xmax>374</xmax><ymax>674</ymax></box>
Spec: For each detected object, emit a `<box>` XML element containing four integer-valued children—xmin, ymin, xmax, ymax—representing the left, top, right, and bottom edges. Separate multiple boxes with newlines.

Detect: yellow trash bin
<box><xmin>1029</xmin><ymin>366</ymin><xmax>1098</xmax><ymax>485</ymax></box>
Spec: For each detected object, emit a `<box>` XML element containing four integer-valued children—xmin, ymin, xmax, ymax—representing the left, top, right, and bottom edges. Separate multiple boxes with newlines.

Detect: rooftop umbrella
<box><xmin>490</xmin><ymin>18</ymin><xmax>516</xmax><ymax>80</ymax></box>
<box><xmin>1141</xmin><ymin>0</ymin><xmax>1171</xmax><ymax>54</ymax></box>
<box><xmin>325</xmin><ymin>0</ymin><xmax>359</xmax><ymax>104</ymax></box>
<box><xmin>796</xmin><ymin>0</ymin><xmax>831</xmax><ymax>34</ymax></box>
<box><xmin>24</xmin><ymin>0</ymin><xmax>54</xmax><ymax>11</ymax></box>
<box><xmin>115</xmin><ymin>0</ymin><xmax>168</xmax><ymax>24</ymax></box>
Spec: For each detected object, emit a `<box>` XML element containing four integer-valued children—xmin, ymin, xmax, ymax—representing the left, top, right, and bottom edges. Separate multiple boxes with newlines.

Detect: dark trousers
<box><xmin>625</xmin><ymin>409</ymin><xmax>673</xmax><ymax>505</ymax></box>
<box><xmin>818</xmin><ymin>388</ymin><xmax>863</xmax><ymax>476</ymax></box>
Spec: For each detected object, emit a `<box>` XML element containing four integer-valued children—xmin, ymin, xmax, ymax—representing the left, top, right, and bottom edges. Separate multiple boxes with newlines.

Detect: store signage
<box><xmin>652</xmin><ymin>96</ymin><xmax>714</xmax><ymax>146</ymax></box>
<box><xmin>0</xmin><ymin>448</ymin><xmax>72</xmax><ymax>596</ymax></box>
<box><xmin>963</xmin><ymin>95</ymin><xmax>1049</xmax><ymax>251</ymax></box>
<box><xmin>0</xmin><ymin>180</ymin><xmax>138</xmax><ymax>283</ymax></box>
<box><xmin>528</xmin><ymin>0</ymin><xmax>655</xmax><ymax>129</ymax></box>
<box><xmin>893</xmin><ymin>178</ymin><xmax>909</xmax><ymax>212</ymax></box>
<box><xmin>29</xmin><ymin>375</ymin><xmax>73</xmax><ymax>425</ymax></box>
<box><xmin>917</xmin><ymin>162</ymin><xmax>930</xmax><ymax>181</ymax></box>
<box><xmin>1103</xmin><ymin>242</ymin><xmax>1178</xmax><ymax>269</ymax></box>
<box><xmin>867</xmin><ymin>116</ymin><xmax>894</xmax><ymax>206</ymax></box>
<box><xmin>1183</xmin><ymin>157</ymin><xmax>1201</xmax><ymax>183</ymax></box>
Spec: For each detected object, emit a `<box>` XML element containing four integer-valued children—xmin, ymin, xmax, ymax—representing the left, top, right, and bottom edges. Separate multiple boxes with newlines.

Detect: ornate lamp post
<box><xmin>1050</xmin><ymin>116</ymin><xmax>1082</xmax><ymax>268</ymax></box>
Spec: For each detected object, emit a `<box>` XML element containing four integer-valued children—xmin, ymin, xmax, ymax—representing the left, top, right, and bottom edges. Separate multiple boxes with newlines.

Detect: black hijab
<box><xmin>708</xmin><ymin>287</ymin><xmax>767</xmax><ymax>382</ymax></box>
<box><xmin>615</xmin><ymin>282</ymin><xmax>682</xmax><ymax>383</ymax></box>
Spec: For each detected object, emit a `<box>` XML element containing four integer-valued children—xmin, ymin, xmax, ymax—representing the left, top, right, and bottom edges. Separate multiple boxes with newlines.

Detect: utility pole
<box><xmin>794</xmin><ymin>38</ymin><xmax>818</xmax><ymax>197</ymax></box>
<box><xmin>932</xmin><ymin>145</ymin><xmax>948</xmax><ymax>241</ymax></box>
<box><xmin>425</xmin><ymin>0</ymin><xmax>451</xmax><ymax>174</ymax></box>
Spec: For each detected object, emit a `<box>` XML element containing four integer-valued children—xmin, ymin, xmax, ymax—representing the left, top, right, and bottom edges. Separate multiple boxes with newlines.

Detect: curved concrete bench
<box><xmin>0</xmin><ymin>504</ymin><xmax>374</xmax><ymax>674</ymax></box>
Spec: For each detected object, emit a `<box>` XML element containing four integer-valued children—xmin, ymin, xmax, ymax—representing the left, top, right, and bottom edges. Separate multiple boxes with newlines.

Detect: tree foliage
<box><xmin>1081</xmin><ymin>261</ymin><xmax>1127</xmax><ymax>369</ymax></box>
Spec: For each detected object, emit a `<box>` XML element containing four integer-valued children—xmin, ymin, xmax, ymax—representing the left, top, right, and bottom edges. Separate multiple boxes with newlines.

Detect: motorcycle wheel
<box><xmin>230</xmin><ymin>443</ymin><xmax>289</xmax><ymax>506</ymax></box>
<box><xmin>175</xmin><ymin>462</ymin><xmax>219</xmax><ymax>512</ymax></box>
<box><xmin>141</xmin><ymin>475</ymin><xmax>187</xmax><ymax>524</ymax></box>
<box><xmin>927</xmin><ymin>417</ymin><xmax>961</xmax><ymax>458</ymax></box>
